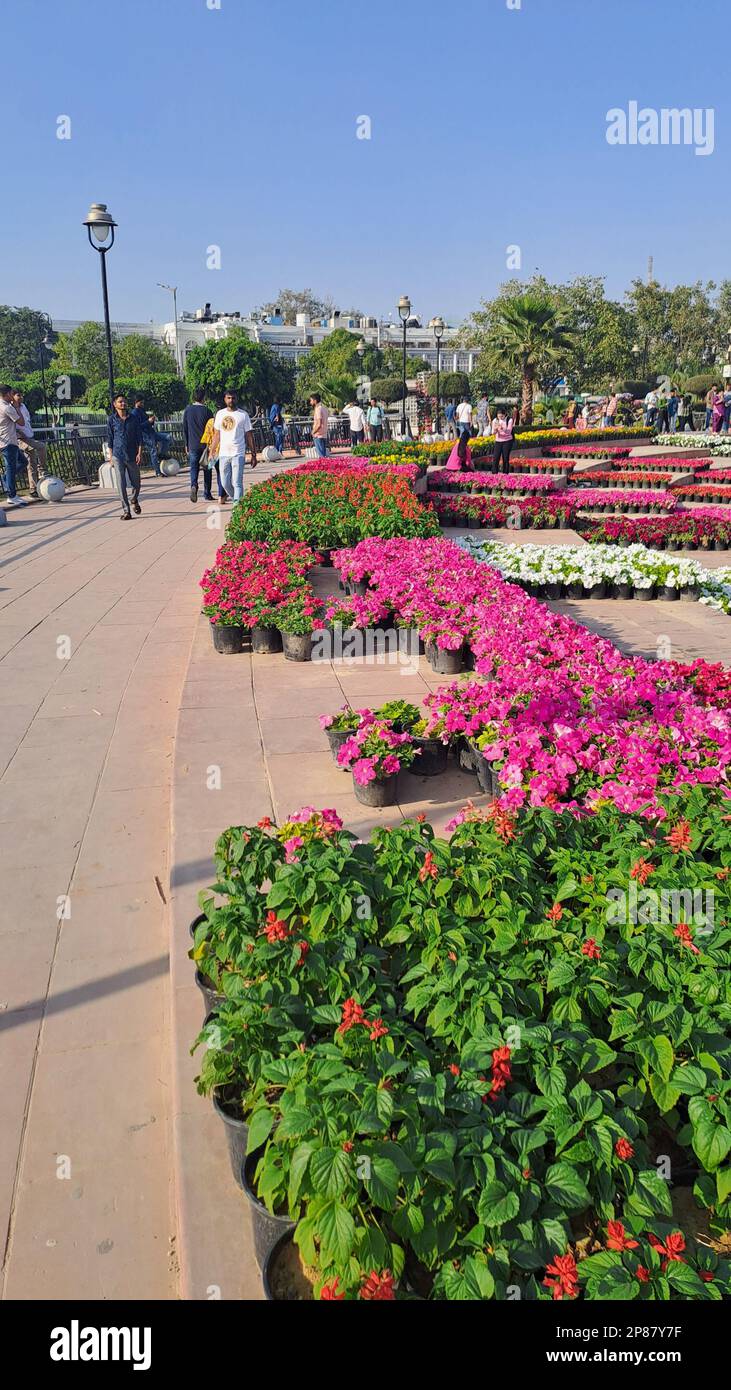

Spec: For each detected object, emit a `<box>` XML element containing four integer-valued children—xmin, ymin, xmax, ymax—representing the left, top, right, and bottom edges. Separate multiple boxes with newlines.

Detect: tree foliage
<box><xmin>115</xmin><ymin>333</ymin><xmax>177</xmax><ymax>378</ymax></box>
<box><xmin>0</xmin><ymin>305</ymin><xmax>53</xmax><ymax>380</ymax></box>
<box><xmin>294</xmin><ymin>328</ymin><xmax>379</xmax><ymax>407</ymax></box>
<box><xmin>184</xmin><ymin>329</ymin><xmax>295</xmax><ymax>411</ymax></box>
<box><xmin>86</xmin><ymin>373</ymin><xmax>188</xmax><ymax>416</ymax></box>
<box><xmin>426</xmin><ymin>371</ymin><xmax>469</xmax><ymax>401</ymax></box>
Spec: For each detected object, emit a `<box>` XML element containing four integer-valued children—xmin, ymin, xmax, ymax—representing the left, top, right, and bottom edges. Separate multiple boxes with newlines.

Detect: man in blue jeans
<box><xmin>130</xmin><ymin>395</ymin><xmax>161</xmax><ymax>476</ymax></box>
<box><xmin>310</xmin><ymin>394</ymin><xmax>329</xmax><ymax>457</ymax></box>
<box><xmin>0</xmin><ymin>385</ymin><xmax>28</xmax><ymax>507</ymax></box>
<box><xmin>183</xmin><ymin>388</ymin><xmax>218</xmax><ymax>502</ymax></box>
<box><xmin>268</xmin><ymin>400</ymin><xmax>285</xmax><ymax>455</ymax></box>
<box><xmin>107</xmin><ymin>392</ymin><xmax>144</xmax><ymax>519</ymax></box>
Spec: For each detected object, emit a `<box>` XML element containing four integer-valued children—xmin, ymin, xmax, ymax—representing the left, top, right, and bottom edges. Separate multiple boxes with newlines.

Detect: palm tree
<box><xmin>485</xmin><ymin>294</ymin><xmax>575</xmax><ymax>426</ymax></box>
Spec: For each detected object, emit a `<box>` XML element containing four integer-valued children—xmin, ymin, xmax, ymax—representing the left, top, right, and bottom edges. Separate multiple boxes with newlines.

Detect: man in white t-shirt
<box><xmin>456</xmin><ymin>397</ymin><xmax>473</xmax><ymax>436</ymax></box>
<box><xmin>343</xmin><ymin>400</ymin><xmax>367</xmax><ymax>446</ymax></box>
<box><xmin>212</xmin><ymin>390</ymin><xmax>258</xmax><ymax>501</ymax></box>
<box><xmin>0</xmin><ymin>385</ymin><xmax>28</xmax><ymax>507</ymax></box>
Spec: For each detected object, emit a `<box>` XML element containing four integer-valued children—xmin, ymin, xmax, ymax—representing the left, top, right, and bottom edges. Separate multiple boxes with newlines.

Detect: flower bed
<box><xmin>428</xmin><ymin>469</ymin><xmax>559</xmax><ymax>494</ymax></box>
<box><xmin>200</xmin><ymin>540</ymin><xmax>319</xmax><ymax>628</ymax></box>
<box><xmin>584</xmin><ymin>515</ymin><xmax>731</xmax><ymax>549</ymax></box>
<box><xmin>225</xmin><ymin>470</ymin><xmax>440</xmax><ymax>548</ymax></box>
<box><xmin>431</xmin><ymin>494</ymin><xmax>578</xmax><ymax>529</ymax></box>
<box><xmin>192</xmin><ymin>797</ymin><xmax>731</xmax><ymax>1300</ymax></box>
<box><xmin>656</xmin><ymin>433</ymin><xmax>731</xmax><ymax>456</ymax></box>
<box><xmin>674</xmin><ymin>485</ymin><xmax>731</xmax><ymax>504</ymax></box>
<box><xmin>332</xmin><ymin>536</ymin><xmax>731</xmax><ymax>816</ymax></box>
<box><xmin>565</xmin><ymin>489</ymin><xmax>676</xmax><ymax>514</ymax></box>
<box><xmin>458</xmin><ymin>537</ymin><xmax>708</xmax><ymax>600</ymax></box>
<box><xmin>574</xmin><ymin>471</ymin><xmax>674</xmax><ymax>488</ymax></box>
<box><xmin>292</xmin><ymin>457</ymin><xmax>423</xmax><ymax>484</ymax></box>
<box><xmin>544</xmin><ymin>445</ymin><xmax>632</xmax><ymax>459</ymax></box>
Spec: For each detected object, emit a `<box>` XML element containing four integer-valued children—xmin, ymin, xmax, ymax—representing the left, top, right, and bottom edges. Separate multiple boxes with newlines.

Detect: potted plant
<box><xmin>336</xmin><ymin>718</ymin><xmax>419</xmax><ymax>805</ymax></box>
<box><xmin>275</xmin><ymin>592</ymin><xmax>320</xmax><ymax>662</ymax></box>
<box><xmin>319</xmin><ymin>706</ymin><xmax>364</xmax><ymax>761</ymax></box>
<box><xmin>408</xmin><ymin>717</ymin><xmax>449</xmax><ymax>777</ymax></box>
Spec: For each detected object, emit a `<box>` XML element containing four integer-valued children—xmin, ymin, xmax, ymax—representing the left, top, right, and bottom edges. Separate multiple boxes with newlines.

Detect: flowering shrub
<box><xmin>335</xmin><ymin>713</ymin><xmax>419</xmax><ymax>784</ymax></box>
<box><xmin>193</xmin><ymin>799</ymin><xmax>731</xmax><ymax>1299</ymax></box>
<box><xmin>431</xmin><ymin>494</ymin><xmax>578</xmax><ymax>529</ymax></box>
<box><xmin>577</xmin><ymin>471</ymin><xmax>674</xmax><ymax>487</ymax></box>
<box><xmin>674</xmin><ymin>484</ymin><xmax>731</xmax><ymax>504</ymax></box>
<box><xmin>200</xmin><ymin>540</ymin><xmax>319</xmax><ymax>627</ymax></box>
<box><xmin>292</xmin><ymin>456</ymin><xmax>422</xmax><ymax>484</ymax></box>
<box><xmin>458</xmin><ymin>537</ymin><xmax>710</xmax><ymax>597</ymax></box>
<box><xmin>226</xmin><ymin>471</ymin><xmax>440</xmax><ymax>547</ymax></box>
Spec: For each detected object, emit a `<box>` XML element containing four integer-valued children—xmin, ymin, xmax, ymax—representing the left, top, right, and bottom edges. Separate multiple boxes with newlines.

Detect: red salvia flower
<box><xmin>360</xmin><ymin>1269</ymin><xmax>396</xmax><ymax>1301</ymax></box>
<box><xmin>581</xmin><ymin>938</ymin><xmax>601</xmax><ymax>960</ymax></box>
<box><xmin>262</xmin><ymin>910</ymin><xmax>291</xmax><ymax>943</ymax></box>
<box><xmin>666</xmin><ymin>819</ymin><xmax>692</xmax><ymax>852</ymax></box>
<box><xmin>674</xmin><ymin>922</ymin><xmax>700</xmax><ymax>954</ymax></box>
<box><xmin>606</xmin><ymin>1220</ymin><xmax>639</xmax><ymax>1251</ymax></box>
<box><xmin>546</xmin><ymin>903</ymin><xmax>563</xmax><ymax>922</ymax></box>
<box><xmin>648</xmin><ymin>1231</ymin><xmax>686</xmax><ymax>1270</ymax></box>
<box><xmin>630</xmin><ymin>858</ymin><xmax>655</xmax><ymax>885</ymax></box>
<box><xmin>636</xmin><ymin>1266</ymin><xmax>651</xmax><ymax>1283</ymax></box>
<box><xmin>338</xmin><ymin>997</ymin><xmax>366</xmax><ymax>1034</ymax></box>
<box><xmin>543</xmin><ymin>1252</ymin><xmax>579</xmax><ymax>1301</ymax></box>
<box><xmin>320</xmin><ymin>1277</ymin><xmax>345</xmax><ymax>1300</ymax></box>
<box><xmin>418</xmin><ymin>851</ymin><xmax>438</xmax><ymax>883</ymax></box>
<box><xmin>614</xmin><ymin>1138</ymin><xmax>635</xmax><ymax>1161</ymax></box>
<box><xmin>449</xmin><ymin>1063</ymin><xmax>460</xmax><ymax>1076</ymax></box>
<box><xmin>368</xmin><ymin>1017</ymin><xmax>389</xmax><ymax>1041</ymax></box>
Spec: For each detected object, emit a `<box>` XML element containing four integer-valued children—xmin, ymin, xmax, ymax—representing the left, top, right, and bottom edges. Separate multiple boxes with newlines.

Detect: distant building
<box><xmin>55</xmin><ymin>305</ymin><xmax>478</xmax><ymax>374</ymax></box>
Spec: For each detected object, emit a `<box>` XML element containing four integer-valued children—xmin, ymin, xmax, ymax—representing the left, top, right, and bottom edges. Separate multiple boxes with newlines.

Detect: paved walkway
<box><xmin>5</xmin><ymin>479</ymin><xmax>731</xmax><ymax>1301</ymax></box>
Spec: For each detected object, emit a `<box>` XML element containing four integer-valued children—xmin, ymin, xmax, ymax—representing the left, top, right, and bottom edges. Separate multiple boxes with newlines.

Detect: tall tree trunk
<box><xmin>521</xmin><ymin>366</ymin><xmax>534</xmax><ymax>427</ymax></box>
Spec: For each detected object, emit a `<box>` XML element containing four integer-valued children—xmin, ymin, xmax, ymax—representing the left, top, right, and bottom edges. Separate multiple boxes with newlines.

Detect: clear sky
<box><xmin>4</xmin><ymin>0</ymin><xmax>728</xmax><ymax>328</ymax></box>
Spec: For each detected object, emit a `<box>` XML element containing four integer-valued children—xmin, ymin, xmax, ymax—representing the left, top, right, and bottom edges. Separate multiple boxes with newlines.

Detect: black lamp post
<box><xmin>398</xmin><ymin>295</ymin><xmax>411</xmax><ymax>437</ymax></box>
<box><xmin>38</xmin><ymin>326</ymin><xmax>56</xmax><ymax>430</ymax></box>
<box><xmin>430</xmin><ymin>316</ymin><xmax>445</xmax><ymax>434</ymax></box>
<box><xmin>83</xmin><ymin>203</ymin><xmax>117</xmax><ymax>410</ymax></box>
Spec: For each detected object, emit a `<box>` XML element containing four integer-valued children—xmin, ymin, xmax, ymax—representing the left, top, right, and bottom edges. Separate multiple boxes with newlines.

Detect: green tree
<box><xmin>474</xmin><ymin>293</ymin><xmax>575</xmax><ymax>425</ymax></box>
<box><xmin>256</xmin><ymin>288</ymin><xmax>335</xmax><ymax>325</ymax></box>
<box><xmin>185</xmin><ymin>329</ymin><xmax>294</xmax><ymax>411</ymax></box>
<box><xmin>115</xmin><ymin>334</ymin><xmax>177</xmax><ymax>378</ymax></box>
<box><xmin>19</xmin><ymin>369</ymin><xmax>86</xmax><ymax>417</ymax></box>
<box><xmin>0</xmin><ymin>305</ymin><xmax>53</xmax><ymax>379</ymax></box>
<box><xmin>426</xmin><ymin>371</ymin><xmax>469</xmax><ymax>401</ymax></box>
<box><xmin>379</xmin><ymin>345</ymin><xmax>431</xmax><ymax>378</ymax></box>
<box><xmin>51</xmin><ymin>321</ymin><xmax>118</xmax><ymax>387</ymax></box>
<box><xmin>295</xmin><ymin>328</ymin><xmax>379</xmax><ymax>407</ymax></box>
<box><xmin>370</xmin><ymin>377</ymin><xmax>408</xmax><ymax>404</ymax></box>
<box><xmin>86</xmin><ymin>373</ymin><xmax>187</xmax><ymax>416</ymax></box>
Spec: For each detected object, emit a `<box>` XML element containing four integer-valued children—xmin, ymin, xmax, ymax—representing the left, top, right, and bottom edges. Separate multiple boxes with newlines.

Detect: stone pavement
<box><xmin>0</xmin><ymin>460</ymin><xmax>287</xmax><ymax>1300</ymax></box>
<box><xmin>5</xmin><ymin>472</ymin><xmax>731</xmax><ymax>1302</ymax></box>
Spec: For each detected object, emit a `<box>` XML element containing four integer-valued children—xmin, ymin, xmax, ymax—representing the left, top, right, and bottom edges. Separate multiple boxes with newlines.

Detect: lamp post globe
<box><xmin>429</xmin><ymin>316</ymin><xmax>445</xmax><ymax>434</ymax></box>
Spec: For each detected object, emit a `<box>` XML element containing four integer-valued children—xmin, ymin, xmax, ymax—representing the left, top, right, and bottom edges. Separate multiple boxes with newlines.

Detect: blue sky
<box><xmin>4</xmin><ymin>0</ymin><xmax>728</xmax><ymax>327</ymax></box>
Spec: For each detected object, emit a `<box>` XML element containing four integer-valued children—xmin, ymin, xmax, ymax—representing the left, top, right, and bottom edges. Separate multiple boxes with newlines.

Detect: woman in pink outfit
<box><xmin>712</xmin><ymin>390</ymin><xmax>725</xmax><ymax>433</ymax></box>
<box><xmin>491</xmin><ymin>408</ymin><xmax>516</xmax><ymax>472</ymax></box>
<box><xmin>446</xmin><ymin>432</ymin><xmax>473</xmax><ymax>471</ymax></box>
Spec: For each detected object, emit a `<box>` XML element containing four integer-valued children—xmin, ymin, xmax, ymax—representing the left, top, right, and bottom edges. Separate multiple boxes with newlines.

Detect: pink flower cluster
<box><xmin>565</xmin><ymin>489</ymin><xmax>677</xmax><ymax>512</ymax></box>
<box><xmin>429</xmin><ymin>469</ymin><xmax>558</xmax><ymax>493</ymax></box>
<box><xmin>335</xmin><ymin>712</ymin><xmax>417</xmax><ymax>784</ymax></box>
<box><xmin>292</xmin><ymin>457</ymin><xmax>421</xmax><ymax>484</ymax></box>
<box><xmin>332</xmin><ymin>537</ymin><xmax>731</xmax><ymax>817</ymax></box>
<box><xmin>200</xmin><ymin>540</ymin><xmax>318</xmax><ymax>627</ymax></box>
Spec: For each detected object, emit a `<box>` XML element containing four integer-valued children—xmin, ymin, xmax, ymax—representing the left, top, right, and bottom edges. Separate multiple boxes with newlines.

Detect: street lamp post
<box><xmin>83</xmin><ymin>203</ymin><xmax>117</xmax><ymax>411</ymax></box>
<box><xmin>429</xmin><ymin>316</ymin><xmax>445</xmax><ymax>435</ymax></box>
<box><xmin>397</xmin><ymin>295</ymin><xmax>411</xmax><ymax>438</ymax></box>
<box><xmin>158</xmin><ymin>282</ymin><xmax>181</xmax><ymax>375</ymax></box>
<box><xmin>38</xmin><ymin>326</ymin><xmax>56</xmax><ymax>430</ymax></box>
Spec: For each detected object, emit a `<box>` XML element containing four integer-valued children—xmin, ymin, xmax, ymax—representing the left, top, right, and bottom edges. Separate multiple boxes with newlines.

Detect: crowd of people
<box><xmin>641</xmin><ymin>383</ymin><xmax>731</xmax><ymax>435</ymax></box>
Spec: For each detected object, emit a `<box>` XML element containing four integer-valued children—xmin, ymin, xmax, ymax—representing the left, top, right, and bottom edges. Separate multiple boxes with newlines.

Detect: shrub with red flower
<box><xmin>543</xmin><ymin>1251</ymin><xmax>579</xmax><ymax>1300</ymax></box>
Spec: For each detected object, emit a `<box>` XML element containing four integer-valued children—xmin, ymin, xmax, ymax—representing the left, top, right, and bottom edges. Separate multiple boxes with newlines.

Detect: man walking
<box><xmin>310</xmin><ymin>394</ymin><xmax>329</xmax><ymax>457</ymax></box>
<box><xmin>366</xmin><ymin>398</ymin><xmax>384</xmax><ymax>443</ymax></box>
<box><xmin>130</xmin><ymin>395</ymin><xmax>161</xmax><ymax>476</ymax></box>
<box><xmin>212</xmin><ymin>390</ymin><xmax>257</xmax><ymax>501</ymax></box>
<box><xmin>456</xmin><ymin>395</ymin><xmax>473</xmax><ymax>438</ymax></box>
<box><xmin>476</xmin><ymin>394</ymin><xmax>490</xmax><ymax>437</ymax></box>
<box><xmin>268</xmin><ymin>399</ymin><xmax>285</xmax><ymax>456</ymax></box>
<box><xmin>343</xmin><ymin>399</ymin><xmax>367</xmax><ymax>447</ymax></box>
<box><xmin>12</xmin><ymin>388</ymin><xmax>47</xmax><ymax>498</ymax></box>
<box><xmin>107</xmin><ymin>392</ymin><xmax>144</xmax><ymax>519</ymax></box>
<box><xmin>0</xmin><ymin>385</ymin><xmax>27</xmax><ymax>507</ymax></box>
<box><xmin>444</xmin><ymin>400</ymin><xmax>457</xmax><ymax>439</ymax></box>
<box><xmin>184</xmin><ymin>387</ymin><xmax>215</xmax><ymax>503</ymax></box>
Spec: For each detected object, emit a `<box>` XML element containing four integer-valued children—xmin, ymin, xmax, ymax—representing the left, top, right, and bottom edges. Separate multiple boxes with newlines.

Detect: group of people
<box><xmin>0</xmin><ymin>384</ymin><xmax>49</xmax><ymax>506</ymax></box>
<box><xmin>444</xmin><ymin>397</ymin><xmax>518</xmax><ymax>473</ymax></box>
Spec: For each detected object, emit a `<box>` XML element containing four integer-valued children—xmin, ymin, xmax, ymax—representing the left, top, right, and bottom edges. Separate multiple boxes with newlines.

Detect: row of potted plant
<box><xmin>655</xmin><ymin>433</ymin><xmax>731</xmax><ymax>456</ymax></box>
<box><xmin>428</xmin><ymin>469</ymin><xmax>561</xmax><ymax>494</ymax></box>
<box><xmin>191</xmin><ymin>794</ymin><xmax>731</xmax><ymax>1299</ymax></box>
<box><xmin>200</xmin><ymin>540</ymin><xmax>322</xmax><ymax>655</ymax></box>
<box><xmin>292</xmin><ymin>457</ymin><xmax>424</xmax><ymax>483</ymax></box>
<box><xmin>574</xmin><ymin>471</ymin><xmax>676</xmax><ymax>488</ymax></box>
<box><xmin>457</xmin><ymin>537</ymin><xmax>714</xmax><ymax>604</ymax></box>
<box><xmin>431</xmin><ymin>494</ymin><xmax>578</xmax><ymax>530</ymax></box>
<box><xmin>321</xmin><ymin>701</ymin><xmax>451</xmax><ymax>803</ymax></box>
<box><xmin>673</xmin><ymin>485</ymin><xmax>731</xmax><ymax>504</ymax></box>
<box><xmin>225</xmin><ymin>469</ymin><xmax>440</xmax><ymax>550</ymax></box>
<box><xmin>329</xmin><ymin>537</ymin><xmax>731</xmax><ymax>817</ymax></box>
<box><xmin>565</xmin><ymin>489</ymin><xmax>677</xmax><ymax>513</ymax></box>
<box><xmin>584</xmin><ymin>515</ymin><xmax>731</xmax><ymax>550</ymax></box>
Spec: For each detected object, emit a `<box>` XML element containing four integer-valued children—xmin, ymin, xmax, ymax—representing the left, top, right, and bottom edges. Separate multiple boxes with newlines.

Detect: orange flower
<box><xmin>630</xmin><ymin>858</ymin><xmax>655</xmax><ymax>885</ymax></box>
<box><xmin>665</xmin><ymin>819</ymin><xmax>692</xmax><ymax>852</ymax></box>
<box><xmin>546</xmin><ymin>903</ymin><xmax>563</xmax><ymax>922</ymax></box>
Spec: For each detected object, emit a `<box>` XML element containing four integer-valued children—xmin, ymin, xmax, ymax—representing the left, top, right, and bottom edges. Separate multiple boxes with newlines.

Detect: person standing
<box><xmin>130</xmin><ymin>396</ymin><xmax>161</xmax><ymax>476</ymax></box>
<box><xmin>712</xmin><ymin>387</ymin><xmax>725</xmax><ymax>434</ymax></box>
<box><xmin>343</xmin><ymin>399</ymin><xmax>367</xmax><ymax>447</ymax></box>
<box><xmin>677</xmin><ymin>392</ymin><xmax>694</xmax><ymax>433</ymax></box>
<box><xmin>667</xmin><ymin>387</ymin><xmax>680</xmax><ymax>433</ymax></box>
<box><xmin>107</xmin><ymin>392</ymin><xmax>143</xmax><ymax>520</ymax></box>
<box><xmin>456</xmin><ymin>395</ymin><xmax>473</xmax><ymax>438</ymax></box>
<box><xmin>268</xmin><ymin>399</ymin><xmax>285</xmax><ymax>456</ymax></box>
<box><xmin>476</xmin><ymin>394</ymin><xmax>491</xmax><ymax>437</ymax></box>
<box><xmin>366</xmin><ymin>398</ymin><xmax>384</xmax><ymax>443</ymax></box>
<box><xmin>602</xmin><ymin>392</ymin><xmax>618</xmax><ymax>428</ymax></box>
<box><xmin>656</xmin><ymin>391</ymin><xmax>670</xmax><ymax>434</ymax></box>
<box><xmin>723</xmin><ymin>383</ymin><xmax>731</xmax><ymax>434</ymax></box>
<box><xmin>12</xmin><ymin>389</ymin><xmax>47</xmax><ymax>498</ymax></box>
<box><xmin>0</xmin><ymin>385</ymin><xmax>28</xmax><ymax>507</ymax></box>
<box><xmin>310</xmin><ymin>394</ymin><xmax>329</xmax><ymax>457</ymax></box>
<box><xmin>704</xmin><ymin>385</ymin><xmax>716</xmax><ymax>431</ymax></box>
<box><xmin>444</xmin><ymin>400</ymin><xmax>457</xmax><ymax>439</ymax></box>
<box><xmin>491</xmin><ymin>407</ymin><xmax>516</xmax><ymax>472</ymax></box>
<box><xmin>184</xmin><ymin>387</ymin><xmax>215</xmax><ymax>502</ymax></box>
<box><xmin>212</xmin><ymin>390</ymin><xmax>257</xmax><ymax>501</ymax></box>
<box><xmin>643</xmin><ymin>388</ymin><xmax>658</xmax><ymax>428</ymax></box>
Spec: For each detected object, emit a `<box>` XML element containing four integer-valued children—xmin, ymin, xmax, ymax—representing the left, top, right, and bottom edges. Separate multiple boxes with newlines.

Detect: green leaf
<box><xmin>276</xmin><ymin>1106</ymin><xmax>313</xmax><ymax>1139</ymax></box>
<box><xmin>544</xmin><ymin>1162</ymin><xmax>591</xmax><ymax>1211</ymax></box>
<box><xmin>363</xmin><ymin>1155</ymin><xmax>400</xmax><ymax>1210</ymax></box>
<box><xmin>716</xmin><ymin>1167</ymin><xmax>731</xmax><ymax>1205</ymax></box>
<box><xmin>653</xmin><ymin>1035</ymin><xmax>674</xmax><ymax>1082</ymax></box>
<box><xmin>317</xmin><ymin>1199</ymin><xmax>355</xmax><ymax>1267</ymax></box>
<box><xmin>288</xmin><ymin>1142</ymin><xmax>314</xmax><ymax>1209</ymax></box>
<box><xmin>555</xmin><ymin>876</ymin><xmax>579</xmax><ymax>903</ymax></box>
<box><xmin>649</xmin><ymin>1074</ymin><xmax>681</xmax><ymax>1114</ymax></box>
<box><xmin>547</xmin><ymin>959</ymin><xmax>576</xmax><ymax>992</ymax></box>
<box><xmin>309</xmin><ymin>1146</ymin><xmax>353</xmax><ymax>1199</ymax></box>
<box><xmin>246</xmin><ymin>1107</ymin><xmax>274</xmax><ymax>1154</ymax></box>
<box><xmin>477</xmin><ymin>1181</ymin><xmax>520</xmax><ymax>1229</ymax></box>
<box><xmin>594</xmin><ymin>1268</ymin><xmax>640</xmax><ymax>1300</ymax></box>
<box><xmin>692</xmin><ymin>1119</ymin><xmax>731</xmax><ymax>1173</ymax></box>
<box><xmin>665</xmin><ymin>1262</ymin><xmax>707</xmax><ymax>1297</ymax></box>
<box><xmin>670</xmin><ymin>1064</ymin><xmax>708</xmax><ymax>1095</ymax></box>
<box><xmin>624</xmin><ymin>1168</ymin><xmax>673</xmax><ymax>1219</ymax></box>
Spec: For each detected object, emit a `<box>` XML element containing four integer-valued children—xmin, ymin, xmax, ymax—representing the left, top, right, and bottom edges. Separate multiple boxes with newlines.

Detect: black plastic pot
<box><xmin>567</xmin><ymin>581</ymin><xmax>584</xmax><ymax>599</ymax></box>
<box><xmin>425</xmin><ymin>641</ymin><xmax>466</xmax><ymax>675</ymax></box>
<box><xmin>614</xmin><ymin>582</ymin><xmax>633</xmax><ymax>599</ymax></box>
<box><xmin>458</xmin><ymin>739</ymin><xmax>478</xmax><ymax>775</ymax></box>
<box><xmin>213</xmin><ymin>1086</ymin><xmax>249</xmax><ymax>1189</ymax></box>
<box><xmin>281</xmin><ymin>631</ymin><xmax>312</xmax><ymax>662</ymax></box>
<box><xmin>408</xmin><ymin>736</ymin><xmax>448</xmax><ymax>777</ymax></box>
<box><xmin>662</xmin><ymin>585</ymin><xmax>680</xmax><ymax>601</ymax></box>
<box><xmin>262</xmin><ymin>1229</ymin><xmax>301</xmax><ymax>1302</ymax></box>
<box><xmin>473</xmin><ymin>748</ymin><xmax>493</xmax><ymax>796</ymax></box>
<box><xmin>242</xmin><ymin>1150</ymin><xmax>295</xmax><ymax>1269</ymax></box>
<box><xmin>189</xmin><ymin>911</ymin><xmax>207</xmax><ymax>940</ymax></box>
<box><xmin>353</xmin><ymin>579</ymin><xmax>370</xmax><ymax>596</ymax></box>
<box><xmin>195</xmin><ymin>969</ymin><xmax>225</xmax><ymax>1018</ymax></box>
<box><xmin>545</xmin><ymin>581</ymin><xmax>564</xmax><ymax>600</ymax></box>
<box><xmin>210</xmin><ymin>622</ymin><xmax>246</xmax><ymax>655</ymax></box>
<box><xmin>317</xmin><ymin>548</ymin><xmax>334</xmax><ymax>567</ymax></box>
<box><xmin>680</xmin><ymin>586</ymin><xmax>698</xmax><ymax>602</ymax></box>
<box><xmin>587</xmin><ymin>582</ymin><xmax>607</xmax><ymax>599</ymax></box>
<box><xmin>353</xmin><ymin>772</ymin><xmax>397</xmax><ymax>806</ymax></box>
<box><xmin>325</xmin><ymin>726</ymin><xmax>353</xmax><ymax>762</ymax></box>
<box><xmin>635</xmin><ymin>586</ymin><xmax>656</xmax><ymax>600</ymax></box>
<box><xmin>251</xmin><ymin>625</ymin><xmax>283</xmax><ymax>654</ymax></box>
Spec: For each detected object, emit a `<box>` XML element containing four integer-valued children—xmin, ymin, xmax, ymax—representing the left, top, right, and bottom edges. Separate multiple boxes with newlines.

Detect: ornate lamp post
<box><xmin>83</xmin><ymin>203</ymin><xmax>117</xmax><ymax>410</ymax></box>
<box><xmin>429</xmin><ymin>316</ymin><xmax>445</xmax><ymax>434</ymax></box>
<box><xmin>397</xmin><ymin>295</ymin><xmax>411</xmax><ymax>438</ymax></box>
